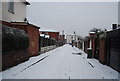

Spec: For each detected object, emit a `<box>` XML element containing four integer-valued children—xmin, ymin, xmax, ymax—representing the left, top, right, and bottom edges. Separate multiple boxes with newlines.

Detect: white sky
<box><xmin>26</xmin><ymin>1</ymin><xmax>119</xmax><ymax>36</ymax></box>
<box><xmin>27</xmin><ymin>0</ymin><xmax>120</xmax><ymax>2</ymax></box>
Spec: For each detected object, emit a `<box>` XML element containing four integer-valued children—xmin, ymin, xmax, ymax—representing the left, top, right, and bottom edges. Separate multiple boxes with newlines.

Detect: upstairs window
<box><xmin>8</xmin><ymin>0</ymin><xmax>14</xmax><ymax>14</ymax></box>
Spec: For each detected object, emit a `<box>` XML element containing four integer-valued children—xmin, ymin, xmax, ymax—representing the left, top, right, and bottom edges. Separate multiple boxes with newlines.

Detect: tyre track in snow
<box><xmin>12</xmin><ymin>55</ymin><xmax>49</xmax><ymax>76</ymax></box>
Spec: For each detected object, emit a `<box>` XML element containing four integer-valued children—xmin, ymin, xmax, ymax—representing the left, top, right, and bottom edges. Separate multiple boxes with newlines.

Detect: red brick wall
<box><xmin>92</xmin><ymin>38</ymin><xmax>95</xmax><ymax>58</ymax></box>
<box><xmin>42</xmin><ymin>32</ymin><xmax>59</xmax><ymax>41</ymax></box>
<box><xmin>99</xmin><ymin>39</ymin><xmax>106</xmax><ymax>64</ymax></box>
<box><xmin>87</xmin><ymin>40</ymin><xmax>89</xmax><ymax>53</ymax></box>
<box><xmin>27</xmin><ymin>25</ymin><xmax>39</xmax><ymax>56</ymax></box>
<box><xmin>2</xmin><ymin>21</ymin><xmax>40</xmax><ymax>70</ymax></box>
<box><xmin>85</xmin><ymin>36</ymin><xmax>96</xmax><ymax>58</ymax></box>
<box><xmin>84</xmin><ymin>40</ymin><xmax>89</xmax><ymax>53</ymax></box>
<box><xmin>59</xmin><ymin>35</ymin><xmax>65</xmax><ymax>42</ymax></box>
<box><xmin>2</xmin><ymin>21</ymin><xmax>30</xmax><ymax>70</ymax></box>
<box><xmin>2</xmin><ymin>49</ymin><xmax>29</xmax><ymax>71</ymax></box>
<box><xmin>11</xmin><ymin>24</ymin><xmax>28</xmax><ymax>33</ymax></box>
<box><xmin>2</xmin><ymin>21</ymin><xmax>28</xmax><ymax>33</ymax></box>
<box><xmin>8</xmin><ymin>22</ymin><xmax>40</xmax><ymax>57</ymax></box>
<box><xmin>1</xmin><ymin>21</ymin><xmax>11</xmax><ymax>26</ymax></box>
<box><xmin>90</xmin><ymin>33</ymin><xmax>96</xmax><ymax>37</ymax></box>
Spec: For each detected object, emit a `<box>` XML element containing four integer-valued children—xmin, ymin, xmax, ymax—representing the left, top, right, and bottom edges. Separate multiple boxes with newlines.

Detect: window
<box><xmin>8</xmin><ymin>0</ymin><xmax>14</xmax><ymax>14</ymax></box>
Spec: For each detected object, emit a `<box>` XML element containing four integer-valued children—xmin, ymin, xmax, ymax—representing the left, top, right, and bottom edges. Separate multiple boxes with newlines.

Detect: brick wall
<box><xmin>27</xmin><ymin>25</ymin><xmax>40</xmax><ymax>56</ymax></box>
<box><xmin>11</xmin><ymin>24</ymin><xmax>28</xmax><ymax>33</ymax></box>
<box><xmin>2</xmin><ymin>21</ymin><xmax>40</xmax><ymax>70</ymax></box>
<box><xmin>84</xmin><ymin>40</ymin><xmax>89</xmax><ymax>53</ymax></box>
<box><xmin>92</xmin><ymin>38</ymin><xmax>96</xmax><ymax>58</ymax></box>
<box><xmin>12</xmin><ymin>23</ymin><xmax>40</xmax><ymax>57</ymax></box>
<box><xmin>1</xmin><ymin>21</ymin><xmax>11</xmax><ymax>27</ymax></box>
<box><xmin>2</xmin><ymin>23</ymin><xmax>30</xmax><ymax>70</ymax></box>
<box><xmin>2</xmin><ymin>49</ymin><xmax>29</xmax><ymax>70</ymax></box>
<box><xmin>42</xmin><ymin>32</ymin><xmax>59</xmax><ymax>41</ymax></box>
<box><xmin>5</xmin><ymin>22</ymin><xmax>40</xmax><ymax>57</ymax></box>
<box><xmin>59</xmin><ymin>35</ymin><xmax>65</xmax><ymax>42</ymax></box>
<box><xmin>99</xmin><ymin>39</ymin><xmax>106</xmax><ymax>64</ymax></box>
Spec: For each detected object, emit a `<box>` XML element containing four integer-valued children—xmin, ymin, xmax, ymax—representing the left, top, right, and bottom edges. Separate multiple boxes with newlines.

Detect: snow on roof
<box><xmin>45</xmin><ymin>35</ymin><xmax>50</xmax><ymax>38</ymax></box>
<box><xmin>40</xmin><ymin>34</ymin><xmax>50</xmax><ymax>38</ymax></box>
<box><xmin>39</xmin><ymin>29</ymin><xmax>59</xmax><ymax>33</ymax></box>
<box><xmin>40</xmin><ymin>34</ymin><xmax>45</xmax><ymax>37</ymax></box>
<box><xmin>89</xmin><ymin>32</ymin><xmax>95</xmax><ymax>34</ymax></box>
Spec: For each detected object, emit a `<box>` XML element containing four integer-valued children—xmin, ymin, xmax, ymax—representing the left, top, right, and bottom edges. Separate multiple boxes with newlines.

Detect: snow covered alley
<box><xmin>2</xmin><ymin>44</ymin><xmax>118</xmax><ymax>79</ymax></box>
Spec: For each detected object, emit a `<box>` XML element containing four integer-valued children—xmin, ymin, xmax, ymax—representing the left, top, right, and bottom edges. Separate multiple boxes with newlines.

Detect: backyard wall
<box><xmin>2</xmin><ymin>49</ymin><xmax>29</xmax><ymax>71</ymax></box>
<box><xmin>2</xmin><ymin>25</ymin><xmax>29</xmax><ymax>70</ymax></box>
<box><xmin>27</xmin><ymin>24</ymin><xmax>40</xmax><ymax>56</ymax></box>
<box><xmin>99</xmin><ymin>39</ymin><xmax>106</xmax><ymax>64</ymax></box>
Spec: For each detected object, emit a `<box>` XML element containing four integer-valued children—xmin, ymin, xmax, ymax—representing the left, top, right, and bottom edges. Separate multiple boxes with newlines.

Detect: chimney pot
<box><xmin>112</xmin><ymin>24</ymin><xmax>117</xmax><ymax>30</ymax></box>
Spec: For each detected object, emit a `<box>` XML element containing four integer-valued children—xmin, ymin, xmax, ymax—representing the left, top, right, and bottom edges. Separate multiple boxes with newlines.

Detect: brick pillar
<box><xmin>99</xmin><ymin>39</ymin><xmax>106</xmax><ymax>64</ymax></box>
<box><xmin>92</xmin><ymin>38</ymin><xmax>96</xmax><ymax>58</ymax></box>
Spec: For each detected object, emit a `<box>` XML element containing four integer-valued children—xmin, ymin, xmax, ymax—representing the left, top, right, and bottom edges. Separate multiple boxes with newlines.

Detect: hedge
<box><xmin>2</xmin><ymin>25</ymin><xmax>29</xmax><ymax>53</ymax></box>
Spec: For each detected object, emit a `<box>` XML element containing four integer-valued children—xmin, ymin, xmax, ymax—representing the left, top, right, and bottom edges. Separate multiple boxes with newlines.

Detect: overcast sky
<box><xmin>27</xmin><ymin>2</ymin><xmax>118</xmax><ymax>36</ymax></box>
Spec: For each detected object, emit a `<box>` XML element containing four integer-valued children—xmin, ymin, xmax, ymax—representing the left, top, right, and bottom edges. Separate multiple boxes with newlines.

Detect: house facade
<box><xmin>66</xmin><ymin>35</ymin><xmax>72</xmax><ymax>44</ymax></box>
<box><xmin>2</xmin><ymin>0</ymin><xmax>30</xmax><ymax>22</ymax></box>
<box><xmin>66</xmin><ymin>35</ymin><xmax>79</xmax><ymax>44</ymax></box>
<box><xmin>66</xmin><ymin>35</ymin><xmax>83</xmax><ymax>49</ymax></box>
<box><xmin>0</xmin><ymin>0</ymin><xmax>2</xmax><ymax>20</ymax></box>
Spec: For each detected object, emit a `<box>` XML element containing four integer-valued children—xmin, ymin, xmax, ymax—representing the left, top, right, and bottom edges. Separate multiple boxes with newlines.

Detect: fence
<box><xmin>39</xmin><ymin>36</ymin><xmax>64</xmax><ymax>54</ymax></box>
<box><xmin>106</xmin><ymin>29</ymin><xmax>120</xmax><ymax>72</ymax></box>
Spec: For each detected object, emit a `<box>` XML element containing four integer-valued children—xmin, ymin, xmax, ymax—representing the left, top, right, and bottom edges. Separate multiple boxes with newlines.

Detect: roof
<box><xmin>45</xmin><ymin>35</ymin><xmax>50</xmax><ymax>38</ymax></box>
<box><xmin>24</xmin><ymin>2</ymin><xmax>30</xmax><ymax>5</ymax></box>
<box><xmin>21</xmin><ymin>0</ymin><xmax>30</xmax><ymax>5</ymax></box>
<box><xmin>40</xmin><ymin>34</ymin><xmax>45</xmax><ymax>37</ymax></box>
<box><xmin>40</xmin><ymin>29</ymin><xmax>59</xmax><ymax>33</ymax></box>
<box><xmin>107</xmin><ymin>28</ymin><xmax>120</xmax><ymax>33</ymax></box>
<box><xmin>89</xmin><ymin>32</ymin><xmax>95</xmax><ymax>34</ymax></box>
<box><xmin>10</xmin><ymin>22</ymin><xmax>40</xmax><ymax>29</ymax></box>
<box><xmin>28</xmin><ymin>23</ymin><xmax>40</xmax><ymax>29</ymax></box>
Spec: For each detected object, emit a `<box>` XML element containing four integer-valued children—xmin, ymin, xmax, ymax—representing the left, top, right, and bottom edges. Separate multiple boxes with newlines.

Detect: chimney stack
<box><xmin>118</xmin><ymin>24</ymin><xmax>120</xmax><ymax>28</ymax></box>
<box><xmin>112</xmin><ymin>24</ymin><xmax>117</xmax><ymax>30</ymax></box>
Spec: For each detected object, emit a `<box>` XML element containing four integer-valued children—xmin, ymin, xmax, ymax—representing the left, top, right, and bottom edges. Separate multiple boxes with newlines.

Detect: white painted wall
<box><xmin>66</xmin><ymin>35</ymin><xmax>79</xmax><ymax>43</ymax></box>
<box><xmin>66</xmin><ymin>35</ymin><xmax>72</xmax><ymax>43</ymax></box>
<box><xmin>0</xmin><ymin>0</ymin><xmax>2</xmax><ymax>20</ymax></box>
<box><xmin>2</xmin><ymin>0</ymin><xmax>27</xmax><ymax>22</ymax></box>
<box><xmin>118</xmin><ymin>1</ymin><xmax>120</xmax><ymax>24</ymax></box>
<box><xmin>82</xmin><ymin>41</ymin><xmax>84</xmax><ymax>50</ymax></box>
<box><xmin>73</xmin><ymin>35</ymin><xmax>78</xmax><ymax>42</ymax></box>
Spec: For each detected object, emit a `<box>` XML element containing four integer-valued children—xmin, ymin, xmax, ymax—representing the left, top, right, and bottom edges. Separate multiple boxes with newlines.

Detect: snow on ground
<box><xmin>1</xmin><ymin>44</ymin><xmax>118</xmax><ymax>79</ymax></box>
<box><xmin>0</xmin><ymin>72</ymin><xmax>2</xmax><ymax>81</ymax></box>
